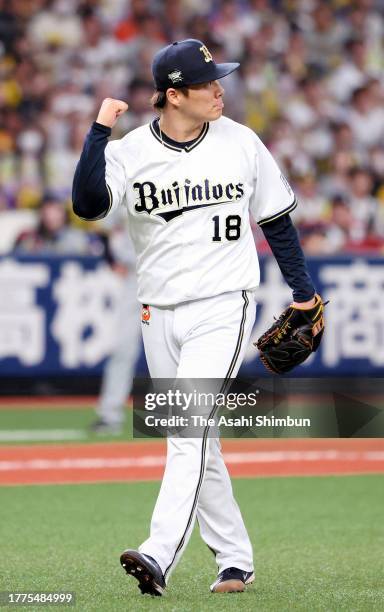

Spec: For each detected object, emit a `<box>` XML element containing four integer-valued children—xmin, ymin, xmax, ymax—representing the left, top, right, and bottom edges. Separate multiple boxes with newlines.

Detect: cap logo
<box><xmin>199</xmin><ymin>44</ymin><xmax>213</xmax><ymax>63</ymax></box>
<box><xmin>168</xmin><ymin>69</ymin><xmax>183</xmax><ymax>84</ymax></box>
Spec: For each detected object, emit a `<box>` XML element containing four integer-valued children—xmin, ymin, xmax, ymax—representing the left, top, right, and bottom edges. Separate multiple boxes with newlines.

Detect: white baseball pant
<box><xmin>138</xmin><ymin>290</ymin><xmax>256</xmax><ymax>581</ymax></box>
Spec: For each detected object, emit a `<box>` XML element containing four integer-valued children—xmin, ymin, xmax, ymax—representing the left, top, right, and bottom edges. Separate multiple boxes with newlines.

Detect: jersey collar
<box><xmin>150</xmin><ymin>118</ymin><xmax>209</xmax><ymax>152</ymax></box>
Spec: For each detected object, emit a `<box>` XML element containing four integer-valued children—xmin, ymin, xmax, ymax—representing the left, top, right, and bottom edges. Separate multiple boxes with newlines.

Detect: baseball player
<box><xmin>90</xmin><ymin>217</ymin><xmax>142</xmax><ymax>435</ymax></box>
<box><xmin>72</xmin><ymin>39</ymin><xmax>324</xmax><ymax>596</ymax></box>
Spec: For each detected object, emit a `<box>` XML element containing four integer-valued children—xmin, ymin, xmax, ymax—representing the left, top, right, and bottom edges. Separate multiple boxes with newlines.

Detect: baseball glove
<box><xmin>255</xmin><ymin>294</ymin><xmax>326</xmax><ymax>374</ymax></box>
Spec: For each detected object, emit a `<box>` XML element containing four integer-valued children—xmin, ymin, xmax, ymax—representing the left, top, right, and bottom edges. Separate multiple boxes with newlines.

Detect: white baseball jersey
<box><xmin>104</xmin><ymin>115</ymin><xmax>296</xmax><ymax>306</ymax></box>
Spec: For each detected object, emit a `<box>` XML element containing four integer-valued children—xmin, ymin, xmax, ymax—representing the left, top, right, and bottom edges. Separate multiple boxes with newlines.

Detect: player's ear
<box><xmin>166</xmin><ymin>88</ymin><xmax>181</xmax><ymax>108</ymax></box>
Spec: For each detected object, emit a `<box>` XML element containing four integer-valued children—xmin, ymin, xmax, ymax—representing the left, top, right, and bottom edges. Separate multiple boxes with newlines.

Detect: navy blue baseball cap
<box><xmin>152</xmin><ymin>39</ymin><xmax>239</xmax><ymax>92</ymax></box>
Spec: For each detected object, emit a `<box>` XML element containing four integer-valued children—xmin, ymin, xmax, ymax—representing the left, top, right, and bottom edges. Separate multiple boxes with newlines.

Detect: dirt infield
<box><xmin>0</xmin><ymin>438</ymin><xmax>383</xmax><ymax>485</ymax></box>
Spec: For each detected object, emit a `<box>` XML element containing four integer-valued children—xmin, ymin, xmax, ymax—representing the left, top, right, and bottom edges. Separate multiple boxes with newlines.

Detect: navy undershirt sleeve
<box><xmin>72</xmin><ymin>122</ymin><xmax>112</xmax><ymax>220</ymax></box>
<box><xmin>260</xmin><ymin>213</ymin><xmax>315</xmax><ymax>302</ymax></box>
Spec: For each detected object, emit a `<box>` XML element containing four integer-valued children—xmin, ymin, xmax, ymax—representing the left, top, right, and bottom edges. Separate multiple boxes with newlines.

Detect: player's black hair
<box><xmin>150</xmin><ymin>87</ymin><xmax>189</xmax><ymax>111</ymax></box>
<box><xmin>151</xmin><ymin>91</ymin><xmax>167</xmax><ymax>110</ymax></box>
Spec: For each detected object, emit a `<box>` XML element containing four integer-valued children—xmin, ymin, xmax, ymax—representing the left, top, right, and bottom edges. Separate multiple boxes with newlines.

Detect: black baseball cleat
<box><xmin>210</xmin><ymin>567</ymin><xmax>255</xmax><ymax>593</ymax></box>
<box><xmin>120</xmin><ymin>549</ymin><xmax>165</xmax><ymax>596</ymax></box>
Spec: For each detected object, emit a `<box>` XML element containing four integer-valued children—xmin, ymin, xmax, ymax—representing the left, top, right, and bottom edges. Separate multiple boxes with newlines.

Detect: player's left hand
<box><xmin>255</xmin><ymin>293</ymin><xmax>327</xmax><ymax>374</ymax></box>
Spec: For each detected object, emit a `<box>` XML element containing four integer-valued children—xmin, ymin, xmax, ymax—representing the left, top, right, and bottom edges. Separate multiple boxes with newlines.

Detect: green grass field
<box><xmin>1</xmin><ymin>475</ymin><xmax>384</xmax><ymax>611</ymax></box>
<box><xmin>0</xmin><ymin>406</ymin><xmax>133</xmax><ymax>444</ymax></box>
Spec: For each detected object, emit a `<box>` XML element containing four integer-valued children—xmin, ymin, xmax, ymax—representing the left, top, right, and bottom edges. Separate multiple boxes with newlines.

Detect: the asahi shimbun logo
<box><xmin>133</xmin><ymin>178</ymin><xmax>244</xmax><ymax>222</ymax></box>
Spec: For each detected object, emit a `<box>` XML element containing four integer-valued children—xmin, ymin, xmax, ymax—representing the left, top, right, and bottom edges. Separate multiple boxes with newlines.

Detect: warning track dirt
<box><xmin>0</xmin><ymin>438</ymin><xmax>383</xmax><ymax>486</ymax></box>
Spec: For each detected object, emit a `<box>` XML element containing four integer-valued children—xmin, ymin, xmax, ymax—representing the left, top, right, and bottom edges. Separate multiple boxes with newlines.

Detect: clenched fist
<box><xmin>96</xmin><ymin>98</ymin><xmax>129</xmax><ymax>129</ymax></box>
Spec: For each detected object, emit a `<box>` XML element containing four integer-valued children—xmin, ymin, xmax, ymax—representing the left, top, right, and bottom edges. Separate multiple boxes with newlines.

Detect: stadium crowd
<box><xmin>1</xmin><ymin>0</ymin><xmax>384</xmax><ymax>254</ymax></box>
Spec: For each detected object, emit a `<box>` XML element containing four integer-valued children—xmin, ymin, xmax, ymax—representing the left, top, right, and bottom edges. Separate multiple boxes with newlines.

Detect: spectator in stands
<box><xmin>327</xmin><ymin>38</ymin><xmax>370</xmax><ymax>104</ymax></box>
<box><xmin>347</xmin><ymin>85</ymin><xmax>384</xmax><ymax>150</ymax></box>
<box><xmin>347</xmin><ymin>167</ymin><xmax>379</xmax><ymax>242</ymax></box>
<box><xmin>299</xmin><ymin>224</ymin><xmax>330</xmax><ymax>255</ymax></box>
<box><xmin>326</xmin><ymin>195</ymin><xmax>357</xmax><ymax>252</ymax></box>
<box><xmin>303</xmin><ymin>2</ymin><xmax>348</xmax><ymax>71</ymax></box>
<box><xmin>292</xmin><ymin>172</ymin><xmax>331</xmax><ymax>229</ymax></box>
<box><xmin>211</xmin><ymin>0</ymin><xmax>245</xmax><ymax>60</ymax></box>
<box><xmin>114</xmin><ymin>0</ymin><xmax>156</xmax><ymax>43</ymax></box>
<box><xmin>280</xmin><ymin>26</ymin><xmax>309</xmax><ymax>83</ymax></box>
<box><xmin>321</xmin><ymin>150</ymin><xmax>356</xmax><ymax>200</ymax></box>
<box><xmin>186</xmin><ymin>13</ymin><xmax>216</xmax><ymax>49</ymax></box>
<box><xmin>332</xmin><ymin>121</ymin><xmax>354</xmax><ymax>151</ymax></box>
<box><xmin>116</xmin><ymin>78</ymin><xmax>155</xmax><ymax>135</ymax></box>
<box><xmin>13</xmin><ymin>193</ymin><xmax>103</xmax><ymax>255</ymax></box>
<box><xmin>327</xmin><ymin>193</ymin><xmax>384</xmax><ymax>253</ymax></box>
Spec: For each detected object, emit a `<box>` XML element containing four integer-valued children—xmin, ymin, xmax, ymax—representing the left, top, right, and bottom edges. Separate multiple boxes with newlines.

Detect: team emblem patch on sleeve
<box><xmin>168</xmin><ymin>70</ymin><xmax>183</xmax><ymax>84</ymax></box>
<box><xmin>142</xmin><ymin>304</ymin><xmax>151</xmax><ymax>324</ymax></box>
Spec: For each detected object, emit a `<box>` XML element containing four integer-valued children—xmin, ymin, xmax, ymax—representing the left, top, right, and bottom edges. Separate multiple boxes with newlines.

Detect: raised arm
<box><xmin>72</xmin><ymin>98</ymin><xmax>128</xmax><ymax>220</ymax></box>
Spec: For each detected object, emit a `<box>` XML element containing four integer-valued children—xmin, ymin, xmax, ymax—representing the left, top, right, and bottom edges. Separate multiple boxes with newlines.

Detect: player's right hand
<box><xmin>96</xmin><ymin>98</ymin><xmax>129</xmax><ymax>129</ymax></box>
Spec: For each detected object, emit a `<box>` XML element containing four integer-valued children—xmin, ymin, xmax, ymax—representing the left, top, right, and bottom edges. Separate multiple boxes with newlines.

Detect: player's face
<box><xmin>179</xmin><ymin>80</ymin><xmax>225</xmax><ymax>122</ymax></box>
